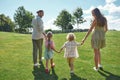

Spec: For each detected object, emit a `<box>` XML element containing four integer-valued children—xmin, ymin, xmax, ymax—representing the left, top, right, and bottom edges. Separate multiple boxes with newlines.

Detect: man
<box><xmin>32</xmin><ymin>10</ymin><xmax>46</xmax><ymax>67</ymax></box>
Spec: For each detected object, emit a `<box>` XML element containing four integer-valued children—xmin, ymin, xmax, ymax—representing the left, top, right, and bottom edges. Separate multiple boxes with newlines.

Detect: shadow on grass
<box><xmin>32</xmin><ymin>62</ymin><xmax>58</xmax><ymax>80</ymax></box>
<box><xmin>98</xmin><ymin>69</ymin><xmax>120</xmax><ymax>80</ymax></box>
<box><xmin>70</xmin><ymin>73</ymin><xmax>87</xmax><ymax>80</ymax></box>
<box><xmin>60</xmin><ymin>73</ymin><xmax>87</xmax><ymax>80</ymax></box>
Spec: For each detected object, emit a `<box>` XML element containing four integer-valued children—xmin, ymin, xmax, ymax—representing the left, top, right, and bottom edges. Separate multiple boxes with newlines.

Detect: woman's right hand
<box><xmin>81</xmin><ymin>39</ymin><xmax>85</xmax><ymax>45</ymax></box>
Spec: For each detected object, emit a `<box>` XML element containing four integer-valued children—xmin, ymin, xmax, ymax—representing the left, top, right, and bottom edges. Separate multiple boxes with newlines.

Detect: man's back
<box><xmin>32</xmin><ymin>16</ymin><xmax>44</xmax><ymax>40</ymax></box>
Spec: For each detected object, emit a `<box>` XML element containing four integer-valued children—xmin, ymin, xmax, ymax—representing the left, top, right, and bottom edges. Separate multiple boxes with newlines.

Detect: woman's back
<box><xmin>92</xmin><ymin>26</ymin><xmax>106</xmax><ymax>49</ymax></box>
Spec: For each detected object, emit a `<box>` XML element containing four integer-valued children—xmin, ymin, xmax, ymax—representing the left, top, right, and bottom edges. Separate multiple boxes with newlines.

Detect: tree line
<box><xmin>0</xmin><ymin>6</ymin><xmax>86</xmax><ymax>33</ymax></box>
<box><xmin>54</xmin><ymin>8</ymin><xmax>86</xmax><ymax>32</ymax></box>
<box><xmin>0</xmin><ymin>14</ymin><xmax>15</xmax><ymax>32</ymax></box>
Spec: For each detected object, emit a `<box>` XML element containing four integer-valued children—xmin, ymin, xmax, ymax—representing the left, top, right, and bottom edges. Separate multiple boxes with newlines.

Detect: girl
<box><xmin>81</xmin><ymin>8</ymin><xmax>108</xmax><ymax>71</ymax></box>
<box><xmin>44</xmin><ymin>31</ymin><xmax>59</xmax><ymax>73</ymax></box>
<box><xmin>59</xmin><ymin>33</ymin><xmax>80</xmax><ymax>74</ymax></box>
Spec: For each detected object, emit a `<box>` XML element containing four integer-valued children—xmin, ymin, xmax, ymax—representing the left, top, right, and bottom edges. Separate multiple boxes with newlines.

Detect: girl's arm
<box><xmin>81</xmin><ymin>20</ymin><xmax>96</xmax><ymax>45</ymax></box>
<box><xmin>59</xmin><ymin>47</ymin><xmax>64</xmax><ymax>53</ymax></box>
<box><xmin>59</xmin><ymin>43</ymin><xmax>66</xmax><ymax>53</ymax></box>
<box><xmin>51</xmin><ymin>41</ymin><xmax>60</xmax><ymax>53</ymax></box>
<box><xmin>76</xmin><ymin>42</ymin><xmax>81</xmax><ymax>46</ymax></box>
<box><xmin>52</xmin><ymin>48</ymin><xmax>59</xmax><ymax>53</ymax></box>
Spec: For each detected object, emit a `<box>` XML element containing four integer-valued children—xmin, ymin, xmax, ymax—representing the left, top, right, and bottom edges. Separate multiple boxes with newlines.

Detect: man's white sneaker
<box><xmin>34</xmin><ymin>63</ymin><xmax>39</xmax><ymax>67</ymax></box>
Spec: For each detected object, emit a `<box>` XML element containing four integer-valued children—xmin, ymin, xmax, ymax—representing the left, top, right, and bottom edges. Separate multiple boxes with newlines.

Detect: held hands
<box><xmin>81</xmin><ymin>39</ymin><xmax>85</xmax><ymax>45</ymax></box>
<box><xmin>56</xmin><ymin>50</ymin><xmax>61</xmax><ymax>53</ymax></box>
<box><xmin>54</xmin><ymin>49</ymin><xmax>61</xmax><ymax>53</ymax></box>
<box><xmin>58</xmin><ymin>50</ymin><xmax>61</xmax><ymax>53</ymax></box>
<box><xmin>57</xmin><ymin>49</ymin><xmax>63</xmax><ymax>53</ymax></box>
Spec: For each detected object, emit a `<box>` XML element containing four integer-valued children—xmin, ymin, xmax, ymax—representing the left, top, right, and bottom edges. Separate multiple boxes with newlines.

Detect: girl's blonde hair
<box><xmin>66</xmin><ymin>33</ymin><xmax>76</xmax><ymax>41</ymax></box>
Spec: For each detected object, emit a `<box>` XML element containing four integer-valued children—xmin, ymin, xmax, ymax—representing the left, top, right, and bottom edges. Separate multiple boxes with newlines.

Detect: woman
<box><xmin>81</xmin><ymin>8</ymin><xmax>108</xmax><ymax>71</ymax></box>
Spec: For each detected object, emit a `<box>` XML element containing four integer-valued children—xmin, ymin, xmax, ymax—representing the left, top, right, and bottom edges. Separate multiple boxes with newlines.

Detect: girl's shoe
<box><xmin>70</xmin><ymin>71</ymin><xmax>74</xmax><ymax>74</ymax></box>
<box><xmin>45</xmin><ymin>69</ymin><xmax>49</xmax><ymax>74</ymax></box>
<box><xmin>98</xmin><ymin>64</ymin><xmax>103</xmax><ymax>70</ymax></box>
<box><xmin>51</xmin><ymin>63</ymin><xmax>55</xmax><ymax>68</ymax></box>
<box><xmin>93</xmin><ymin>67</ymin><xmax>99</xmax><ymax>71</ymax></box>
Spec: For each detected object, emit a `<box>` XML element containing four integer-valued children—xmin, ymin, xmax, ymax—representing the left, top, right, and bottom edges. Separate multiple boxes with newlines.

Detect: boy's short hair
<box><xmin>66</xmin><ymin>33</ymin><xmax>76</xmax><ymax>41</ymax></box>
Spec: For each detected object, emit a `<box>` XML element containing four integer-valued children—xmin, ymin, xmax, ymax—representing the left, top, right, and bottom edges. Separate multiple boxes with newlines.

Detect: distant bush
<box><xmin>45</xmin><ymin>29</ymin><xmax>89</xmax><ymax>34</ymax></box>
<box><xmin>19</xmin><ymin>28</ymin><xmax>89</xmax><ymax>34</ymax></box>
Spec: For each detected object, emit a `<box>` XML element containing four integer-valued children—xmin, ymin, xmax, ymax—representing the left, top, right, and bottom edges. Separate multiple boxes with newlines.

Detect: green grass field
<box><xmin>0</xmin><ymin>31</ymin><xmax>120</xmax><ymax>80</ymax></box>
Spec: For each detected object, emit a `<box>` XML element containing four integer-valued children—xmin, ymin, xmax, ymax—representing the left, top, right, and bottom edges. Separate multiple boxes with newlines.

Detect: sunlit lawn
<box><xmin>0</xmin><ymin>31</ymin><xmax>120</xmax><ymax>80</ymax></box>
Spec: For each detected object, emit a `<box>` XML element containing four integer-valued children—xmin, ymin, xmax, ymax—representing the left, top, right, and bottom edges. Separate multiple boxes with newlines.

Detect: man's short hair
<box><xmin>37</xmin><ymin>10</ymin><xmax>44</xmax><ymax>13</ymax></box>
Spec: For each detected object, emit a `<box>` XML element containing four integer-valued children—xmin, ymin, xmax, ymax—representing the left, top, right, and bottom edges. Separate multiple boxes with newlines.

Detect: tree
<box><xmin>54</xmin><ymin>10</ymin><xmax>72</xmax><ymax>32</ymax></box>
<box><xmin>73</xmin><ymin>7</ymin><xmax>86</xmax><ymax>29</ymax></box>
<box><xmin>67</xmin><ymin>23</ymin><xmax>73</xmax><ymax>32</ymax></box>
<box><xmin>45</xmin><ymin>29</ymin><xmax>52</xmax><ymax>33</ymax></box>
<box><xmin>14</xmin><ymin>6</ymin><xmax>34</xmax><ymax>33</ymax></box>
<box><xmin>0</xmin><ymin>14</ymin><xmax>15</xmax><ymax>32</ymax></box>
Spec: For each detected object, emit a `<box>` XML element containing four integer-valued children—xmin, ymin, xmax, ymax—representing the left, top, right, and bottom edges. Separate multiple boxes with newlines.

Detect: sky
<box><xmin>0</xmin><ymin>0</ymin><xmax>120</xmax><ymax>30</ymax></box>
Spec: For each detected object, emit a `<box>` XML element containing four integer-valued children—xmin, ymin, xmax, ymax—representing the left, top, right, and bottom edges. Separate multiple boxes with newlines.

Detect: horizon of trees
<box><xmin>54</xmin><ymin>7</ymin><xmax>86</xmax><ymax>32</ymax></box>
<box><xmin>0</xmin><ymin>14</ymin><xmax>15</xmax><ymax>32</ymax></box>
<box><xmin>0</xmin><ymin>6</ymin><xmax>87</xmax><ymax>33</ymax></box>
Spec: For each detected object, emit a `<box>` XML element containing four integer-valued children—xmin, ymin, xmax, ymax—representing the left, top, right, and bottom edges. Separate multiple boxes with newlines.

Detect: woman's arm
<box><xmin>81</xmin><ymin>20</ymin><xmax>96</xmax><ymax>45</ymax></box>
<box><xmin>104</xmin><ymin>19</ymin><xmax>108</xmax><ymax>33</ymax></box>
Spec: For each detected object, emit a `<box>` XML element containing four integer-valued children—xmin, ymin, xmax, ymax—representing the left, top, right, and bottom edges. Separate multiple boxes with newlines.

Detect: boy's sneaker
<box><xmin>93</xmin><ymin>67</ymin><xmax>99</xmax><ymax>71</ymax></box>
<box><xmin>98</xmin><ymin>64</ymin><xmax>103</xmax><ymax>70</ymax></box>
<box><xmin>51</xmin><ymin>63</ymin><xmax>55</xmax><ymax>68</ymax></box>
<box><xmin>45</xmin><ymin>69</ymin><xmax>49</xmax><ymax>74</ymax></box>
